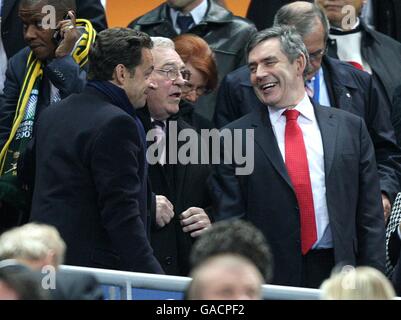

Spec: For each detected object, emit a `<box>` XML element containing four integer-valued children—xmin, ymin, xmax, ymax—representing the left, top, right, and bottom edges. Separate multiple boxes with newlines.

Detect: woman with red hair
<box><xmin>173</xmin><ymin>34</ymin><xmax>218</xmax><ymax>130</ymax></box>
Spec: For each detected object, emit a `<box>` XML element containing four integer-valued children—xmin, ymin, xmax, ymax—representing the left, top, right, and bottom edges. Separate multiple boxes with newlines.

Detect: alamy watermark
<box><xmin>146</xmin><ymin>121</ymin><xmax>255</xmax><ymax>176</ymax></box>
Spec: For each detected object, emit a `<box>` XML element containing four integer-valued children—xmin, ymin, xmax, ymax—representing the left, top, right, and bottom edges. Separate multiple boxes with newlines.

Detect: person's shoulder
<box><xmin>127</xmin><ymin>3</ymin><xmax>165</xmax><ymax>28</ymax></box>
<box><xmin>8</xmin><ymin>47</ymin><xmax>31</xmax><ymax>66</ymax></box>
<box><xmin>206</xmin><ymin>2</ymin><xmax>256</xmax><ymax>29</ymax></box>
<box><xmin>364</xmin><ymin>25</ymin><xmax>401</xmax><ymax>50</ymax></box>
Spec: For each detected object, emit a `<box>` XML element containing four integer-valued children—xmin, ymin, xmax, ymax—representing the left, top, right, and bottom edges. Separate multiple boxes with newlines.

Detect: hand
<box><xmin>382</xmin><ymin>193</ymin><xmax>391</xmax><ymax>224</ymax></box>
<box><xmin>155</xmin><ymin>195</ymin><xmax>174</xmax><ymax>228</ymax></box>
<box><xmin>55</xmin><ymin>11</ymin><xmax>80</xmax><ymax>58</ymax></box>
<box><xmin>180</xmin><ymin>207</ymin><xmax>211</xmax><ymax>238</ymax></box>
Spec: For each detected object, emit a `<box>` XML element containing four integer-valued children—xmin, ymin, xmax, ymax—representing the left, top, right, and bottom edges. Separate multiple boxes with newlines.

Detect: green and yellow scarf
<box><xmin>0</xmin><ymin>19</ymin><xmax>96</xmax><ymax>211</ymax></box>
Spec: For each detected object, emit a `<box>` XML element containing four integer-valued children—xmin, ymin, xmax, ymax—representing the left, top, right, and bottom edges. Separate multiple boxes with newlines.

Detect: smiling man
<box><xmin>0</xmin><ymin>0</ymin><xmax>96</xmax><ymax>233</ymax></box>
<box><xmin>210</xmin><ymin>26</ymin><xmax>386</xmax><ymax>288</ymax></box>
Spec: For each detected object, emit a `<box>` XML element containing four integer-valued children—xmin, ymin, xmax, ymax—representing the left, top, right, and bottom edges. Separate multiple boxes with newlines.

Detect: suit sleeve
<box><xmin>366</xmin><ymin>76</ymin><xmax>401</xmax><ymax>204</ymax></box>
<box><xmin>356</xmin><ymin>118</ymin><xmax>386</xmax><ymax>272</ymax></box>
<box><xmin>45</xmin><ymin>55</ymin><xmax>87</xmax><ymax>99</ymax></box>
<box><xmin>91</xmin><ymin>115</ymin><xmax>163</xmax><ymax>274</ymax></box>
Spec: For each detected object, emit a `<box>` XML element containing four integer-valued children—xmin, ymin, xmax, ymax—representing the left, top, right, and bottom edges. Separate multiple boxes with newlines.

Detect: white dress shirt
<box><xmin>306</xmin><ymin>67</ymin><xmax>331</xmax><ymax>107</ymax></box>
<box><xmin>170</xmin><ymin>0</ymin><xmax>208</xmax><ymax>34</ymax></box>
<box><xmin>268</xmin><ymin>93</ymin><xmax>333</xmax><ymax>248</ymax></box>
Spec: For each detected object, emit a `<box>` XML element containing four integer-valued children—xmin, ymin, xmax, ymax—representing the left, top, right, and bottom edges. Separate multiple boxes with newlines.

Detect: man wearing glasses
<box><xmin>136</xmin><ymin>37</ymin><xmax>212</xmax><ymax>276</ymax></box>
<box><xmin>214</xmin><ymin>2</ymin><xmax>400</xmax><ymax>222</ymax></box>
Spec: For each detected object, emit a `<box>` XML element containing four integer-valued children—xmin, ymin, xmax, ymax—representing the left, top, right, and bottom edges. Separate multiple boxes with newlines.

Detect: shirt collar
<box><xmin>330</xmin><ymin>17</ymin><xmax>360</xmax><ymax>32</ymax></box>
<box><xmin>268</xmin><ymin>93</ymin><xmax>314</xmax><ymax>124</ymax></box>
<box><xmin>169</xmin><ymin>0</ymin><xmax>208</xmax><ymax>27</ymax></box>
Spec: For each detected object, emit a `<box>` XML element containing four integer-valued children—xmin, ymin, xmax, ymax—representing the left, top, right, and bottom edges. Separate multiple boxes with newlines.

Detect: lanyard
<box><xmin>313</xmin><ymin>71</ymin><xmax>320</xmax><ymax>103</ymax></box>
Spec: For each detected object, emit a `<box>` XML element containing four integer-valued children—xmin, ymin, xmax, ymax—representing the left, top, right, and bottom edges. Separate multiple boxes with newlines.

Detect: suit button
<box><xmin>164</xmin><ymin>256</ymin><xmax>172</xmax><ymax>265</ymax></box>
<box><xmin>295</xmin><ymin>206</ymin><xmax>299</xmax><ymax>211</ymax></box>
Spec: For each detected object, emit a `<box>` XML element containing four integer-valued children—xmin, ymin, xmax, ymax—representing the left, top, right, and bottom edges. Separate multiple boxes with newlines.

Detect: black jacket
<box><xmin>210</xmin><ymin>101</ymin><xmax>386</xmax><ymax>286</ymax></box>
<box><xmin>327</xmin><ymin>20</ymin><xmax>401</xmax><ymax>109</ymax></box>
<box><xmin>137</xmin><ymin>107</ymin><xmax>213</xmax><ymax>276</ymax></box>
<box><xmin>214</xmin><ymin>56</ymin><xmax>401</xmax><ymax>203</ymax></box>
<box><xmin>1</xmin><ymin>0</ymin><xmax>107</xmax><ymax>60</ymax></box>
<box><xmin>128</xmin><ymin>0</ymin><xmax>256</xmax><ymax>121</ymax></box>
<box><xmin>26</xmin><ymin>87</ymin><xmax>163</xmax><ymax>274</ymax></box>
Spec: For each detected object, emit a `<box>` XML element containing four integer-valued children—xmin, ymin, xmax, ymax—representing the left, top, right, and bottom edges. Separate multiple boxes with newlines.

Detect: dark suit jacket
<box><xmin>1</xmin><ymin>0</ymin><xmax>107</xmax><ymax>60</ymax></box>
<box><xmin>214</xmin><ymin>56</ymin><xmax>401</xmax><ymax>203</ymax></box>
<box><xmin>27</xmin><ymin>87</ymin><xmax>163</xmax><ymax>274</ymax></box>
<box><xmin>137</xmin><ymin>107</ymin><xmax>213</xmax><ymax>276</ymax></box>
<box><xmin>327</xmin><ymin>20</ymin><xmax>401</xmax><ymax>109</ymax></box>
<box><xmin>210</xmin><ymin>102</ymin><xmax>386</xmax><ymax>286</ymax></box>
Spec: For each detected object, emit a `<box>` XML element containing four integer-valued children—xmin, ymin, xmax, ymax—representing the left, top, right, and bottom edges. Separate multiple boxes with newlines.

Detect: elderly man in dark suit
<box><xmin>137</xmin><ymin>37</ymin><xmax>212</xmax><ymax>276</ymax></box>
<box><xmin>210</xmin><ymin>26</ymin><xmax>386</xmax><ymax>288</ymax></box>
<box><xmin>214</xmin><ymin>2</ymin><xmax>400</xmax><ymax>223</ymax></box>
<box><xmin>22</xmin><ymin>28</ymin><xmax>163</xmax><ymax>274</ymax></box>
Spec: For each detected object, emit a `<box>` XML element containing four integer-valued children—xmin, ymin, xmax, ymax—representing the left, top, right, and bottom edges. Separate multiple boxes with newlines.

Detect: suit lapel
<box><xmin>250</xmin><ymin>107</ymin><xmax>294</xmax><ymax>189</ymax></box>
<box><xmin>313</xmin><ymin>103</ymin><xmax>338</xmax><ymax>176</ymax></box>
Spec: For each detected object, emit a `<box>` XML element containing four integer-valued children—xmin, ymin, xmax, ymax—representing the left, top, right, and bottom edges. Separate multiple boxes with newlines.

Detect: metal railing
<box><xmin>60</xmin><ymin>265</ymin><xmax>322</xmax><ymax>300</ymax></box>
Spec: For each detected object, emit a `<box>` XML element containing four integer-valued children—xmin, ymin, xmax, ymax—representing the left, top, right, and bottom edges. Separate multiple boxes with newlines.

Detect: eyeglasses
<box><xmin>308</xmin><ymin>47</ymin><xmax>327</xmax><ymax>62</ymax></box>
<box><xmin>181</xmin><ymin>82</ymin><xmax>212</xmax><ymax>96</ymax></box>
<box><xmin>154</xmin><ymin>68</ymin><xmax>191</xmax><ymax>81</ymax></box>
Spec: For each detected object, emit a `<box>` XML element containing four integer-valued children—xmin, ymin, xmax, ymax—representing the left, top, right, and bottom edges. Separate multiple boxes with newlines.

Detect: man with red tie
<box><xmin>209</xmin><ymin>25</ymin><xmax>386</xmax><ymax>288</ymax></box>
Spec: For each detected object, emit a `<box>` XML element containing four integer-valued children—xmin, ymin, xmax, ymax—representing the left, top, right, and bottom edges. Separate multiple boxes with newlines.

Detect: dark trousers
<box><xmin>301</xmin><ymin>248</ymin><xmax>335</xmax><ymax>288</ymax></box>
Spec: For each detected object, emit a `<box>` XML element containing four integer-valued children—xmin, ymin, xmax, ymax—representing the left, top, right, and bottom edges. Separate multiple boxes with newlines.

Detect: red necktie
<box><xmin>284</xmin><ymin>109</ymin><xmax>317</xmax><ymax>255</ymax></box>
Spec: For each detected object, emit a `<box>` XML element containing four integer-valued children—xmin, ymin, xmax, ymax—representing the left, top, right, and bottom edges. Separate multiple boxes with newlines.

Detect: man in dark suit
<box><xmin>23</xmin><ymin>28</ymin><xmax>163</xmax><ymax>274</ymax></box>
<box><xmin>214</xmin><ymin>2</ymin><xmax>400</xmax><ymax>222</ymax></box>
<box><xmin>210</xmin><ymin>26</ymin><xmax>386</xmax><ymax>288</ymax></box>
<box><xmin>137</xmin><ymin>37</ymin><xmax>212</xmax><ymax>276</ymax></box>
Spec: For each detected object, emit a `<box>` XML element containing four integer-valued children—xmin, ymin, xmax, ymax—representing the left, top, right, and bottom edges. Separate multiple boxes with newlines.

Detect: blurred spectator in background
<box><xmin>246</xmin><ymin>0</ymin><xmax>313</xmax><ymax>31</ymax></box>
<box><xmin>0</xmin><ymin>0</ymin><xmax>96</xmax><ymax>234</ymax></box>
<box><xmin>128</xmin><ymin>0</ymin><xmax>256</xmax><ymax>122</ymax></box>
<box><xmin>190</xmin><ymin>219</ymin><xmax>273</xmax><ymax>282</ymax></box>
<box><xmin>0</xmin><ymin>223</ymin><xmax>103</xmax><ymax>299</ymax></box>
<box><xmin>186</xmin><ymin>254</ymin><xmax>264</xmax><ymax>300</ymax></box>
<box><xmin>173</xmin><ymin>34</ymin><xmax>217</xmax><ymax>131</ymax></box>
<box><xmin>316</xmin><ymin>0</ymin><xmax>401</xmax><ymax>137</ymax></box>
<box><xmin>320</xmin><ymin>266</ymin><xmax>395</xmax><ymax>299</ymax></box>
<box><xmin>0</xmin><ymin>0</ymin><xmax>107</xmax><ymax>94</ymax></box>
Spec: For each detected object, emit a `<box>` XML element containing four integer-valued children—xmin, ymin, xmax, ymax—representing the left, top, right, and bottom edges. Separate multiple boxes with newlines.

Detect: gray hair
<box><xmin>150</xmin><ymin>37</ymin><xmax>175</xmax><ymax>50</ymax></box>
<box><xmin>246</xmin><ymin>26</ymin><xmax>309</xmax><ymax>78</ymax></box>
<box><xmin>0</xmin><ymin>223</ymin><xmax>66</xmax><ymax>267</ymax></box>
<box><xmin>273</xmin><ymin>2</ymin><xmax>330</xmax><ymax>44</ymax></box>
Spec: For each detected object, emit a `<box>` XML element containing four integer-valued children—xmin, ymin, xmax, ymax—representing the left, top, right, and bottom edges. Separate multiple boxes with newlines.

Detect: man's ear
<box><xmin>113</xmin><ymin>64</ymin><xmax>126</xmax><ymax>85</ymax></box>
<box><xmin>296</xmin><ymin>53</ymin><xmax>307</xmax><ymax>78</ymax></box>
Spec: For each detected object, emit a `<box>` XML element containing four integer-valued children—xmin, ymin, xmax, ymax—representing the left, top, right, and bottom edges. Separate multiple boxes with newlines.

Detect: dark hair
<box><xmin>20</xmin><ymin>0</ymin><xmax>77</xmax><ymax>20</ymax></box>
<box><xmin>274</xmin><ymin>2</ymin><xmax>330</xmax><ymax>43</ymax></box>
<box><xmin>190</xmin><ymin>219</ymin><xmax>273</xmax><ymax>282</ymax></box>
<box><xmin>88</xmin><ymin>28</ymin><xmax>153</xmax><ymax>81</ymax></box>
<box><xmin>173</xmin><ymin>34</ymin><xmax>218</xmax><ymax>92</ymax></box>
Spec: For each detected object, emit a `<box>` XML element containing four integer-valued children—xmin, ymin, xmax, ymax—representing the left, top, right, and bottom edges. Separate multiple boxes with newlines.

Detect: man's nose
<box><xmin>24</xmin><ymin>25</ymin><xmax>37</xmax><ymax>41</ymax></box>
